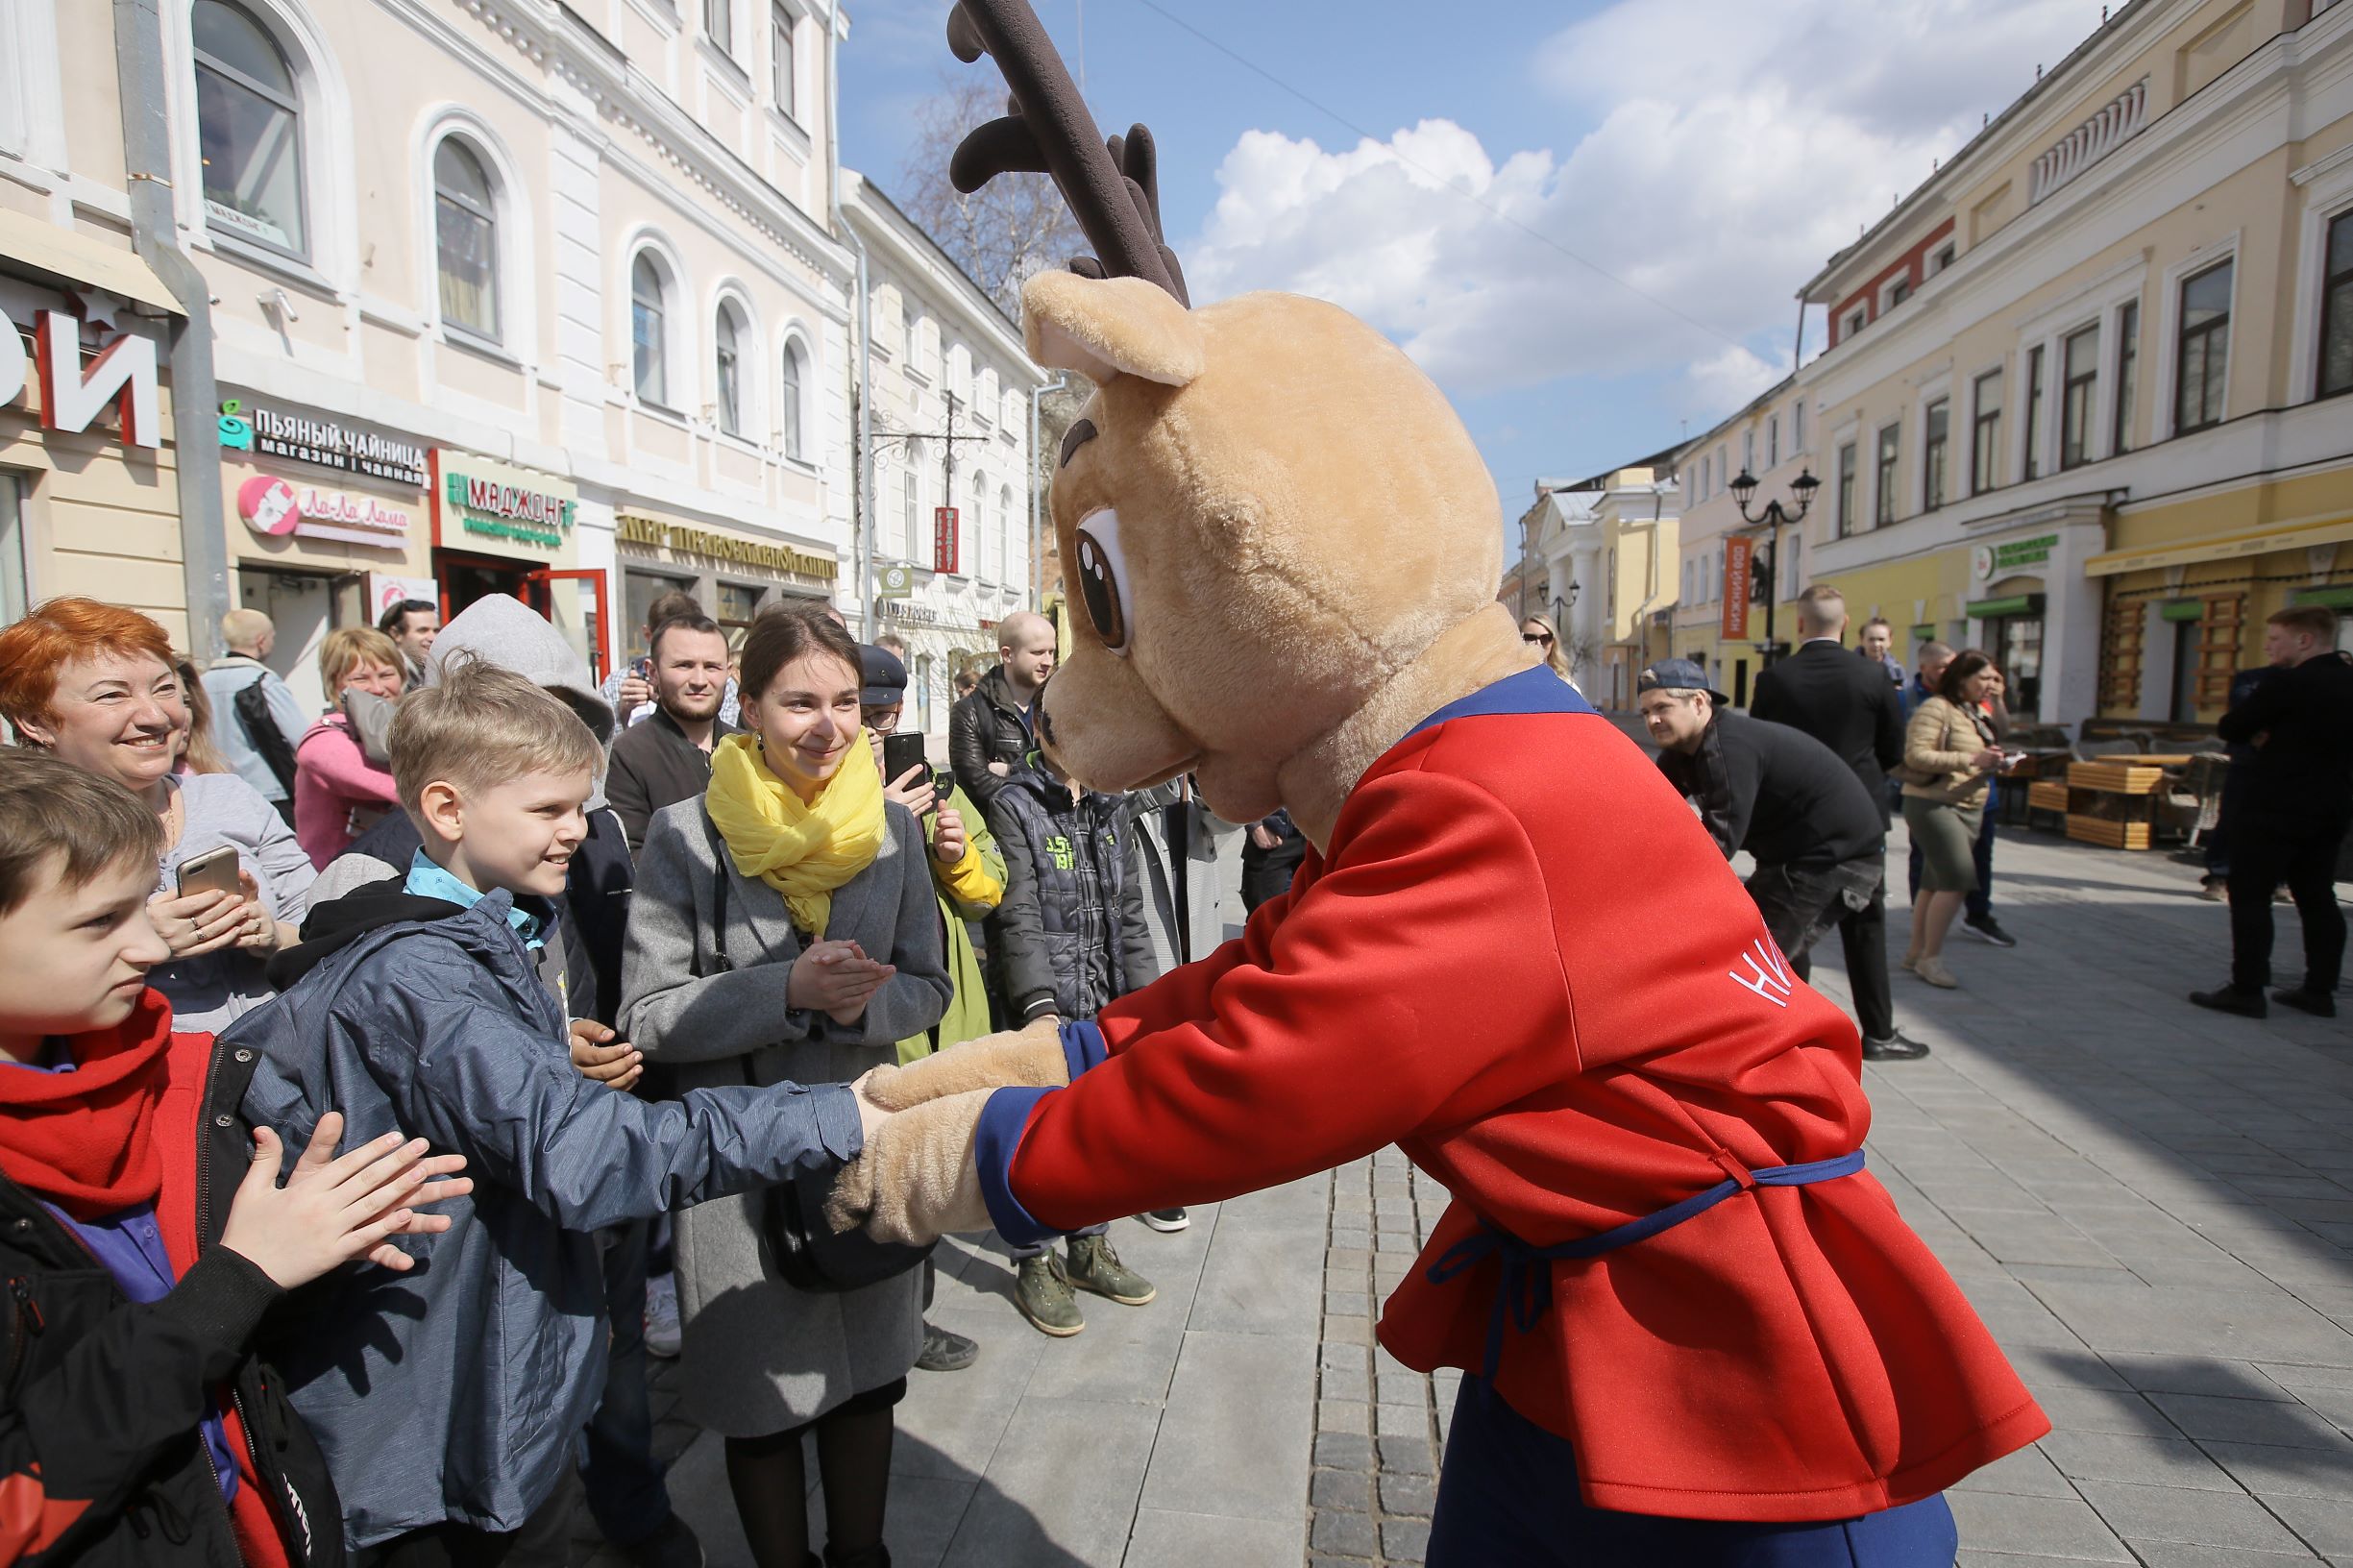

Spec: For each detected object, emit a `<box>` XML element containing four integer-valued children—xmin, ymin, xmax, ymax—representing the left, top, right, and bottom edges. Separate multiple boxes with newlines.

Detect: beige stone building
<box><xmin>1505</xmin><ymin>460</ymin><xmax>1681</xmax><ymax>707</ymax></box>
<box><xmin>1791</xmin><ymin>0</ymin><xmax>2353</xmax><ymax>725</ymax></box>
<box><xmin>3</xmin><ymin>0</ymin><xmax>875</xmax><ymax>713</ymax></box>
<box><xmin>1669</xmin><ymin>375</ymin><xmax>1821</xmax><ymax>707</ymax></box>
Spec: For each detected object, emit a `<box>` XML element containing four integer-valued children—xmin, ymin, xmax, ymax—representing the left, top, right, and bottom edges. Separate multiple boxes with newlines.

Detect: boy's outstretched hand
<box><xmin>219</xmin><ymin>1112</ymin><xmax>474</xmax><ymax>1288</ymax></box>
<box><xmin>569</xmin><ymin>1018</ymin><xmax>644</xmax><ymax>1092</ymax></box>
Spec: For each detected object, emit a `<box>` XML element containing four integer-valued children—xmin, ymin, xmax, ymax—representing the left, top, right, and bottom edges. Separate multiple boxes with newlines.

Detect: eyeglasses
<box><xmin>1522</xmin><ymin>632</ymin><xmax>1554</xmax><ymax>647</ymax></box>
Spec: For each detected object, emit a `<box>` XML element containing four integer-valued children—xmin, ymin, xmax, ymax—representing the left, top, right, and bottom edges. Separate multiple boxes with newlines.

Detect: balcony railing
<box><xmin>2029</xmin><ymin>77</ymin><xmax>2149</xmax><ymax>206</ymax></box>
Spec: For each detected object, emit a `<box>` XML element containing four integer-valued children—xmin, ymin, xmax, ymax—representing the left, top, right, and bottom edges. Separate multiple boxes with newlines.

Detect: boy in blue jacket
<box><xmin>235</xmin><ymin>659</ymin><xmax>883</xmax><ymax>1561</ymax></box>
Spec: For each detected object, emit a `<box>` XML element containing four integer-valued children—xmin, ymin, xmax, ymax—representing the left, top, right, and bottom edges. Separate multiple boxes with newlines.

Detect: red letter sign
<box><xmin>1721</xmin><ymin>535</ymin><xmax>1752</xmax><ymax>640</ymax></box>
<box><xmin>933</xmin><ymin>506</ymin><xmax>960</xmax><ymax>575</ymax></box>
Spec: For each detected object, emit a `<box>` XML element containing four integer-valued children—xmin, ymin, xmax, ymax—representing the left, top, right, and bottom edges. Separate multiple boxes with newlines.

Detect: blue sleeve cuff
<box><xmin>973</xmin><ymin>1085</ymin><xmax>1063</xmax><ymax>1248</ymax></box>
<box><xmin>1059</xmin><ymin>1018</ymin><xmax>1108</xmax><ymax>1080</ymax></box>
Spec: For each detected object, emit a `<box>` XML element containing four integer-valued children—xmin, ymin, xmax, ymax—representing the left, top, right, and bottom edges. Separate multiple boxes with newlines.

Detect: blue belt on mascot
<box><xmin>1427</xmin><ymin>1149</ymin><xmax>1868</xmax><ymax>1381</ymax></box>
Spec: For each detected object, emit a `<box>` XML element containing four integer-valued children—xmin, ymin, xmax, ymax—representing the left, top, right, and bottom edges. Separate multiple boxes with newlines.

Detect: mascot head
<box><xmin>950</xmin><ymin>0</ymin><xmax>1530</xmax><ymax>845</ymax></box>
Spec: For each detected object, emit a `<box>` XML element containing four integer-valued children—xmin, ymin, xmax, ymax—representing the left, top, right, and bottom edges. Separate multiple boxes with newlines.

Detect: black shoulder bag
<box><xmin>690</xmin><ymin>812</ymin><xmax>927</xmax><ymax>1294</ymax></box>
<box><xmin>233</xmin><ymin>676</ymin><xmax>301</xmax><ymax>797</ymax></box>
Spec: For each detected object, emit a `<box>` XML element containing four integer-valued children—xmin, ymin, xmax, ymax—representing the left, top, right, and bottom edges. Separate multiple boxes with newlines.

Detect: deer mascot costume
<box><xmin>830</xmin><ymin>5</ymin><xmax>2048</xmax><ymax>1559</ymax></box>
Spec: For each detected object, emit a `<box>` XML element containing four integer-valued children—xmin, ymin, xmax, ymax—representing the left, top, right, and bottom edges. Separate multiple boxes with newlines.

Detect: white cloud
<box><xmin>1181</xmin><ymin>0</ymin><xmax>2101</xmax><ymax>418</ymax></box>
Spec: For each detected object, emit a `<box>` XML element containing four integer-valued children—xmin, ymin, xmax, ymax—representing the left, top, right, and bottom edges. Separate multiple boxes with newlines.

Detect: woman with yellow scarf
<box><xmin>621</xmin><ymin>604</ymin><xmax>949</xmax><ymax>1568</ymax></box>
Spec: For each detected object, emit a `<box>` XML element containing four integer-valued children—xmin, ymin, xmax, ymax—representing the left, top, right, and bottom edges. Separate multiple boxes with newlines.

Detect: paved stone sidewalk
<box><xmin>576</xmin><ymin>819</ymin><xmax>2352</xmax><ymax>1566</ymax></box>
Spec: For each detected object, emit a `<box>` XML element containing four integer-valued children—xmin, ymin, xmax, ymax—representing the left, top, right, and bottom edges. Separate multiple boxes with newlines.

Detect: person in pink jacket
<box><xmin>293</xmin><ymin>625</ymin><xmax>406</xmax><ymax>868</ymax></box>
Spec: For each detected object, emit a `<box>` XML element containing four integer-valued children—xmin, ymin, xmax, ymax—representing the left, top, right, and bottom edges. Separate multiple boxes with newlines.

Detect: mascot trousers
<box><xmin>1425</xmin><ymin>1377</ymin><xmax>1959</xmax><ymax>1567</ymax></box>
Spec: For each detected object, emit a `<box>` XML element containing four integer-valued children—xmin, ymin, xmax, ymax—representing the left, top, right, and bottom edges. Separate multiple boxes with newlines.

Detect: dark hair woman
<box><xmin>620</xmin><ymin>601</ymin><xmax>950</xmax><ymax>1568</ymax></box>
<box><xmin>1900</xmin><ymin>648</ymin><xmax>2005</xmax><ymax>989</ymax></box>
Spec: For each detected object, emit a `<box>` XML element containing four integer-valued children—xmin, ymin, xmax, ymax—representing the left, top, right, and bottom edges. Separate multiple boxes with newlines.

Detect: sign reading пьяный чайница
<box><xmin>433</xmin><ymin>451</ymin><xmax>576</xmax><ymax>553</ymax></box>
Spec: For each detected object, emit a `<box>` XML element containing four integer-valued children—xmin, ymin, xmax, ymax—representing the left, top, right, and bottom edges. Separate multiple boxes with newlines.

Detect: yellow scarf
<box><xmin>704</xmin><ymin>729</ymin><xmax>886</xmax><ymax>938</ymax></box>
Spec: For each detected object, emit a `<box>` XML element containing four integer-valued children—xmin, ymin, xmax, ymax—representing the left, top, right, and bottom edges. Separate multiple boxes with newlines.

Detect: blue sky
<box><xmin>840</xmin><ymin>0</ymin><xmax>2109</xmax><ymax>520</ymax></box>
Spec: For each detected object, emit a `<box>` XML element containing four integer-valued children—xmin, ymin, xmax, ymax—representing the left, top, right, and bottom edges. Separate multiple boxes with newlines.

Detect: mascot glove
<box><xmin>826</xmin><ymin>1087</ymin><xmax>996</xmax><ymax>1246</ymax></box>
<box><xmin>859</xmin><ymin>1015</ymin><xmax>1069</xmax><ymax>1113</ymax></box>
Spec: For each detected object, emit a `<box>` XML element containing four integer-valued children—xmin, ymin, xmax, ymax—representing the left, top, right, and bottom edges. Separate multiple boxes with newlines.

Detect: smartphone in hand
<box><xmin>177</xmin><ymin>845</ymin><xmax>242</xmax><ymax>899</ymax></box>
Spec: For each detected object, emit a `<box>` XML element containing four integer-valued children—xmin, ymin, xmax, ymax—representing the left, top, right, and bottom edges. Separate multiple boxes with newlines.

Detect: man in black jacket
<box><xmin>950</xmin><ymin>610</ymin><xmax>1057</xmax><ymax>810</ymax></box>
<box><xmin>606</xmin><ymin>612</ymin><xmax>733</xmax><ymax>852</ymax></box>
<box><xmin>2192</xmin><ymin>606</ymin><xmax>2353</xmax><ymax>1019</ymax></box>
<box><xmin>1748</xmin><ymin>586</ymin><xmax>1929</xmax><ymax>1061</ymax></box>
<box><xmin>1641</xmin><ymin>663</ymin><xmax>1905</xmax><ymax>1052</ymax></box>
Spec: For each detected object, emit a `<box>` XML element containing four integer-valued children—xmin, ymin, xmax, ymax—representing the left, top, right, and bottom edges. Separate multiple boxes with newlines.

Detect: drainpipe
<box><xmin>825</xmin><ymin>8</ymin><xmax>876</xmax><ymax>637</ymax></box>
<box><xmin>114</xmin><ymin>0</ymin><xmax>228</xmax><ymax>663</ymax></box>
<box><xmin>1028</xmin><ymin>373</ymin><xmax>1068</xmax><ymax>608</ymax></box>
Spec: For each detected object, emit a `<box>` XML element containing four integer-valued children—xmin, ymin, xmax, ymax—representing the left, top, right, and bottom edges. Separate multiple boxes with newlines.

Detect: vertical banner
<box><xmin>933</xmin><ymin>506</ymin><xmax>960</xmax><ymax>575</ymax></box>
<box><xmin>1721</xmin><ymin>535</ymin><xmax>1753</xmax><ymax>640</ymax></box>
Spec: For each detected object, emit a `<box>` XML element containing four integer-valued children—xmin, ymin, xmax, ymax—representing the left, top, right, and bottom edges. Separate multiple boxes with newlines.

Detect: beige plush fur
<box><xmin>832</xmin><ymin>274</ymin><xmax>1536</xmax><ymax>1244</ymax></box>
<box><xmin>859</xmin><ymin>1016</ymin><xmax>1069</xmax><ymax>1112</ymax></box>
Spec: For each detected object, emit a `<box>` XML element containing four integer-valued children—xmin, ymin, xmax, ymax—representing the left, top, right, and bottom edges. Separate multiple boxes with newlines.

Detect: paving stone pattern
<box><xmin>570</xmin><ymin>822</ymin><xmax>2353</xmax><ymax>1565</ymax></box>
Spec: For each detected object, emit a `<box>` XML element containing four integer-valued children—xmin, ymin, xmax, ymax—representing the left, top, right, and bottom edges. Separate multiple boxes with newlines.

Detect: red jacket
<box><xmin>973</xmin><ymin>668</ymin><xmax>2047</xmax><ymax>1522</ymax></box>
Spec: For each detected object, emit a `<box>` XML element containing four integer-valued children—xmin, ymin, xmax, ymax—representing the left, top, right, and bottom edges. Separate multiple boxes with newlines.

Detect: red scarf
<box><xmin>0</xmin><ymin>991</ymin><xmax>172</xmax><ymax>1219</ymax></box>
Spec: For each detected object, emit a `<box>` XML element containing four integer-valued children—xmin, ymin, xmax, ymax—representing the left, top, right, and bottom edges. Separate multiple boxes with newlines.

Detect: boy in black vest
<box><xmin>983</xmin><ymin>749</ymin><xmax>1163</xmax><ymax>1336</ymax></box>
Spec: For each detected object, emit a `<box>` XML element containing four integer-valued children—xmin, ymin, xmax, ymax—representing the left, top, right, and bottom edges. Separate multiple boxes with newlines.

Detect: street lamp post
<box><xmin>1728</xmin><ymin>467</ymin><xmax>1821</xmax><ymax>669</ymax></box>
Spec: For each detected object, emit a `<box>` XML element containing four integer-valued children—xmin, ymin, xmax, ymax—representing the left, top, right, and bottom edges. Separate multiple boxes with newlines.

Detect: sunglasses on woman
<box><xmin>1523</xmin><ymin>632</ymin><xmax>1554</xmax><ymax>647</ymax></box>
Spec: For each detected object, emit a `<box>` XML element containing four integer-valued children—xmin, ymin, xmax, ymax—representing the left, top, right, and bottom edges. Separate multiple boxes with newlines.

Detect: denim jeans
<box><xmin>578</xmin><ymin>1219</ymin><xmax>674</xmax><ymax>1547</ymax></box>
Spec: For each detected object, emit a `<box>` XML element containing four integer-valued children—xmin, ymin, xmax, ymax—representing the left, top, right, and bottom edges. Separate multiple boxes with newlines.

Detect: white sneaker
<box><xmin>645</xmin><ymin>1270</ymin><xmax>682</xmax><ymax>1359</ymax></box>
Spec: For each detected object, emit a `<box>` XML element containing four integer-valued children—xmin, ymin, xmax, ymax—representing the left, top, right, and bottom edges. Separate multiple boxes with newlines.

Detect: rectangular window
<box><xmin>2174</xmin><ymin>259</ymin><xmax>2232</xmax><ymax>433</ymax></box>
<box><xmin>1931</xmin><ymin>243</ymin><xmax>1956</xmax><ymax>274</ymax></box>
<box><xmin>1971</xmin><ymin>369</ymin><xmax>2003</xmax><ymax>496</ymax></box>
<box><xmin>2023</xmin><ymin>344</ymin><xmax>2046</xmax><ymax>479</ymax></box>
<box><xmin>1923</xmin><ymin>399</ymin><xmax>1949</xmax><ymax>511</ymax></box>
<box><xmin>1835</xmin><ymin>442</ymin><xmax>1856</xmax><ymax>538</ymax></box>
<box><xmin>1767</xmin><ymin>416</ymin><xmax>1779</xmax><ymax>469</ymax></box>
<box><xmin>1793</xmin><ymin>400</ymin><xmax>1806</xmax><ymax>453</ymax></box>
<box><xmin>2060</xmin><ymin>323</ymin><xmax>2099</xmax><ymax>470</ymax></box>
<box><xmin>1846</xmin><ymin>308</ymin><xmax>1866</xmax><ymax>339</ymax></box>
<box><xmin>0</xmin><ymin>473</ymin><xmax>25</xmax><ymax>627</ymax></box>
<box><xmin>770</xmin><ymin>4</ymin><xmax>796</xmax><ymax>116</ymax></box>
<box><xmin>1743</xmin><ymin>429</ymin><xmax>1755</xmax><ymax>478</ymax></box>
<box><xmin>2320</xmin><ymin>211</ymin><xmax>2353</xmax><ymax>400</ymax></box>
<box><xmin>1888</xmin><ymin>277</ymin><xmax>1912</xmax><ymax>308</ymax></box>
<box><xmin>705</xmin><ymin>0</ymin><xmax>733</xmax><ymax>54</ymax></box>
<box><xmin>2113</xmin><ymin>300</ymin><xmax>2140</xmax><ymax>452</ymax></box>
<box><xmin>1717</xmin><ymin>444</ymin><xmax>1728</xmax><ymax>491</ymax></box>
<box><xmin>1874</xmin><ymin>424</ymin><xmax>1900</xmax><ymax>527</ymax></box>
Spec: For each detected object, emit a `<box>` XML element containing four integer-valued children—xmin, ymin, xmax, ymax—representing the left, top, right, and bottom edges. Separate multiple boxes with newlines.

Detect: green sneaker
<box><xmin>1064</xmin><ymin>1235</ymin><xmax>1156</xmax><ymax>1307</ymax></box>
<box><xmin>1015</xmin><ymin>1254</ymin><xmax>1085</xmax><ymax>1336</ymax></box>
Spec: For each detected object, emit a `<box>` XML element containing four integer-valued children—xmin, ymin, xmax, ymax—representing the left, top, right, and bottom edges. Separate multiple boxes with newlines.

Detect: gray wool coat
<box><xmin>620</xmin><ymin>796</ymin><xmax>951</xmax><ymax>1435</ymax></box>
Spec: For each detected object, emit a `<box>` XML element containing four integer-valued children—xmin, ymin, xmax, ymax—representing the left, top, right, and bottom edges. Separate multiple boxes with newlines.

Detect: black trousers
<box><xmin>1822</xmin><ymin>848</ymin><xmax>1895</xmax><ymax>1041</ymax></box>
<box><xmin>359</xmin><ymin>1482</ymin><xmax>573</xmax><ymax>1568</ymax></box>
<box><xmin>2228</xmin><ymin>820</ymin><xmax>2348</xmax><ymax>993</ymax></box>
<box><xmin>1748</xmin><ymin>857</ymin><xmax>1886</xmax><ymax>969</ymax></box>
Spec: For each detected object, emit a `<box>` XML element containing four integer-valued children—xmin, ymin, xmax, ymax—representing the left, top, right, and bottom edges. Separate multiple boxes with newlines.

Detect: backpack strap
<box><xmin>689</xmin><ymin>810</ymin><xmax>733</xmax><ymax>977</ymax></box>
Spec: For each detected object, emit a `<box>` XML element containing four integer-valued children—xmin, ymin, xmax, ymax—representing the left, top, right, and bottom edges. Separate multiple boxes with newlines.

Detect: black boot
<box><xmin>823</xmin><ymin>1545</ymin><xmax>892</xmax><ymax>1568</ymax></box>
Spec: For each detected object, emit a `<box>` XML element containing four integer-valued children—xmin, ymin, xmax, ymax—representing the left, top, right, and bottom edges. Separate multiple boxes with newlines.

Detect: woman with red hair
<box><xmin>0</xmin><ymin>599</ymin><xmax>313</xmax><ymax>1033</ymax></box>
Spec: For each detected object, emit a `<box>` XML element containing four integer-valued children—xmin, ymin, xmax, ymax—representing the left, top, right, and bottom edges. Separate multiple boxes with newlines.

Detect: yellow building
<box><xmin>1506</xmin><ymin>461</ymin><xmax>1680</xmax><ymax>709</ymax></box>
<box><xmin>1792</xmin><ymin>0</ymin><xmax>2353</xmax><ymax>724</ymax></box>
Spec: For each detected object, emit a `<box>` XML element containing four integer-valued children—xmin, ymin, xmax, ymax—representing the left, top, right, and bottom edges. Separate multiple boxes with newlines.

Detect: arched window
<box><xmin>999</xmin><ymin>482</ymin><xmax>1015</xmax><ymax>585</ymax></box>
<box><xmin>630</xmin><ymin>253</ymin><xmax>669</xmax><ymax>406</ymax></box>
<box><xmin>193</xmin><ymin>0</ymin><xmax>306</xmax><ymax>257</ymax></box>
<box><xmin>714</xmin><ymin>303</ymin><xmax>747</xmax><ymax>437</ymax></box>
<box><xmin>779</xmin><ymin>338</ymin><xmax>806</xmax><ymax>460</ymax></box>
<box><xmin>970</xmin><ymin>475</ymin><xmax>986</xmax><ymax>578</ymax></box>
<box><xmin>433</xmin><ymin>139</ymin><xmax>499</xmax><ymax>340</ymax></box>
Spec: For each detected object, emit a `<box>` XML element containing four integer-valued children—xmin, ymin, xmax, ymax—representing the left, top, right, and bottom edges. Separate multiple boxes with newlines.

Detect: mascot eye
<box><xmin>1073</xmin><ymin>507</ymin><xmax>1132</xmax><ymax>657</ymax></box>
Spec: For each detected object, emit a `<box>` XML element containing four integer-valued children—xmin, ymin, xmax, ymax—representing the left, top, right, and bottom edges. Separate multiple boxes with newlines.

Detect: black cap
<box><xmin>857</xmin><ymin>644</ymin><xmax>908</xmax><ymax>707</ymax></box>
<box><xmin>1638</xmin><ymin>658</ymin><xmax>1730</xmax><ymax>707</ymax></box>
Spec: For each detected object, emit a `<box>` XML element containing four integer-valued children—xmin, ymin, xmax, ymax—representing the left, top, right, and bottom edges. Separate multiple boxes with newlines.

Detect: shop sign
<box><xmin>615</xmin><ymin>512</ymin><xmax>835</xmax><ymax>583</ymax></box>
<box><xmin>1973</xmin><ymin>532</ymin><xmax>2057</xmax><ymax>581</ymax></box>
<box><xmin>0</xmin><ymin>307</ymin><xmax>159</xmax><ymax>448</ymax></box>
<box><xmin>1720</xmin><ymin>536</ymin><xmax>1752</xmax><ymax>640</ymax></box>
<box><xmin>434</xmin><ymin>452</ymin><xmax>576</xmax><ymax>552</ymax></box>
<box><xmin>933</xmin><ymin>506</ymin><xmax>960</xmax><ymax>575</ymax></box>
<box><xmin>368</xmin><ymin>574</ymin><xmax>439</xmax><ymax>621</ymax></box>
<box><xmin>217</xmin><ymin>397</ymin><xmax>429</xmax><ymax>488</ymax></box>
<box><xmin>235</xmin><ymin>472</ymin><xmax>412</xmax><ymax>549</ymax></box>
<box><xmin>875</xmin><ymin>564</ymin><xmax>916</xmax><ymax>599</ymax></box>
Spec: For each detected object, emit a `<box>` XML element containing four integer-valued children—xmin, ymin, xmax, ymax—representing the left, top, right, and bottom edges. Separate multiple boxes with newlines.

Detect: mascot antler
<box><xmin>944</xmin><ymin>0</ymin><xmax>1190</xmax><ymax>306</ymax></box>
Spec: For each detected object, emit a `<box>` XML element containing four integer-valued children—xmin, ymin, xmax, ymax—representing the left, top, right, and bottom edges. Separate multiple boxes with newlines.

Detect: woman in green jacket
<box><xmin>860</xmin><ymin>645</ymin><xmax>1003</xmax><ymax>1373</ymax></box>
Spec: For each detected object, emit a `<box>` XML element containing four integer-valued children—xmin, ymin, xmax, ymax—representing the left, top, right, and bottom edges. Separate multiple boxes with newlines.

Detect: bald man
<box><xmin>951</xmin><ymin>609</ymin><xmax>1057</xmax><ymax>810</ymax></box>
<box><xmin>202</xmin><ymin>607</ymin><xmax>307</xmax><ymax>821</ymax></box>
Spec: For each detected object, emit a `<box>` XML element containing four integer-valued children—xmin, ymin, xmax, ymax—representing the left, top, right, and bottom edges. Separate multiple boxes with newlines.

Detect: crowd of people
<box><xmin>0</xmin><ymin>590</ymin><xmax>1305</xmax><ymax>1568</ymax></box>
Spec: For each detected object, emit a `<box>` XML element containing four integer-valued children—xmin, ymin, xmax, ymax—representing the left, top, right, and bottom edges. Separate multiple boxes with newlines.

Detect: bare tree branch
<box><xmin>898</xmin><ymin>74</ymin><xmax>1084</xmax><ymax>321</ymax></box>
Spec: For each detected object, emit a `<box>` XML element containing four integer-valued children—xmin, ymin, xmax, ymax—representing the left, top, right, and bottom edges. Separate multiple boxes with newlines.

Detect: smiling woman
<box><xmin>0</xmin><ymin>598</ymin><xmax>312</xmax><ymax>1033</ymax></box>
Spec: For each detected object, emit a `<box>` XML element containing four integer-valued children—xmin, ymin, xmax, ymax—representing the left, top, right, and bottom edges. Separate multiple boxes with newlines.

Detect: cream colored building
<box><xmin>1506</xmin><ymin>462</ymin><xmax>1680</xmax><ymax>707</ymax></box>
<box><xmin>841</xmin><ymin>172</ymin><xmax>1044</xmax><ymax>740</ymax></box>
<box><xmin>4</xmin><ymin>0</ymin><xmax>860</xmax><ymax>709</ymax></box>
<box><xmin>1669</xmin><ymin>375</ymin><xmax>1822</xmax><ymax>707</ymax></box>
<box><xmin>1791</xmin><ymin>0</ymin><xmax>2353</xmax><ymax>725</ymax></box>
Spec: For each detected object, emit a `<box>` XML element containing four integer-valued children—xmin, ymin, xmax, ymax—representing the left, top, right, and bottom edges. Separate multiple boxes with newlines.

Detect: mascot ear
<box><xmin>1022</xmin><ymin>271</ymin><xmax>1205</xmax><ymax>389</ymax></box>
